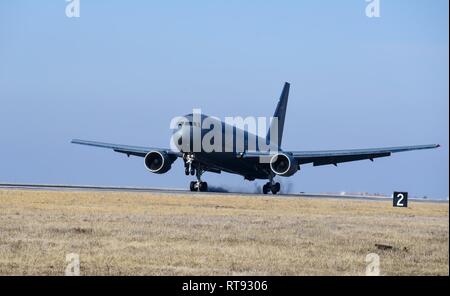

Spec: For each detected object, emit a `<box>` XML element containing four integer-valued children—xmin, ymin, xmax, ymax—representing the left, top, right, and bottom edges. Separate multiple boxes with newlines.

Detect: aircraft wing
<box><xmin>291</xmin><ymin>144</ymin><xmax>440</xmax><ymax>166</ymax></box>
<box><xmin>240</xmin><ymin>144</ymin><xmax>440</xmax><ymax>166</ymax></box>
<box><xmin>71</xmin><ymin>139</ymin><xmax>181</xmax><ymax>158</ymax></box>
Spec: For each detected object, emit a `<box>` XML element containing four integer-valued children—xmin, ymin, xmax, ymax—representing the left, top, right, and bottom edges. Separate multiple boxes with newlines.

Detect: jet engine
<box><xmin>269</xmin><ymin>153</ymin><xmax>298</xmax><ymax>177</ymax></box>
<box><xmin>144</xmin><ymin>151</ymin><xmax>176</xmax><ymax>174</ymax></box>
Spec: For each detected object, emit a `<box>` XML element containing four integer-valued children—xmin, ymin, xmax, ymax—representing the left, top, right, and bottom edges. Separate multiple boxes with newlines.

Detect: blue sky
<box><xmin>0</xmin><ymin>0</ymin><xmax>448</xmax><ymax>198</ymax></box>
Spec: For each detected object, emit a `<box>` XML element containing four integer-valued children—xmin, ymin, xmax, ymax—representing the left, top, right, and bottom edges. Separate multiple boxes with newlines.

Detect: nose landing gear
<box><xmin>184</xmin><ymin>154</ymin><xmax>196</xmax><ymax>176</ymax></box>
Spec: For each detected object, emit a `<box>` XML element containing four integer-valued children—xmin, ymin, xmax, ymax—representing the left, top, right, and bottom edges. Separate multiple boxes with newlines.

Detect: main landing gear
<box><xmin>262</xmin><ymin>175</ymin><xmax>280</xmax><ymax>194</ymax></box>
<box><xmin>189</xmin><ymin>168</ymin><xmax>208</xmax><ymax>192</ymax></box>
<box><xmin>190</xmin><ymin>180</ymin><xmax>208</xmax><ymax>192</ymax></box>
<box><xmin>184</xmin><ymin>154</ymin><xmax>208</xmax><ymax>192</ymax></box>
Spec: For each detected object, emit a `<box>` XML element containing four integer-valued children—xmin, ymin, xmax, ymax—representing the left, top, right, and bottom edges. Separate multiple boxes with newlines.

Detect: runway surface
<box><xmin>0</xmin><ymin>183</ymin><xmax>446</xmax><ymax>203</ymax></box>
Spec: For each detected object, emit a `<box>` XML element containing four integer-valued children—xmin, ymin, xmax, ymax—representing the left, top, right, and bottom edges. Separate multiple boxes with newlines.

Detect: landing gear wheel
<box><xmin>190</xmin><ymin>168</ymin><xmax>195</xmax><ymax>176</ymax></box>
<box><xmin>262</xmin><ymin>183</ymin><xmax>269</xmax><ymax>194</ymax></box>
<box><xmin>185</xmin><ymin>167</ymin><xmax>190</xmax><ymax>176</ymax></box>
<box><xmin>271</xmin><ymin>182</ymin><xmax>280</xmax><ymax>194</ymax></box>
<box><xmin>189</xmin><ymin>181</ymin><xmax>196</xmax><ymax>192</ymax></box>
<box><xmin>199</xmin><ymin>182</ymin><xmax>208</xmax><ymax>192</ymax></box>
<box><xmin>271</xmin><ymin>186</ymin><xmax>278</xmax><ymax>194</ymax></box>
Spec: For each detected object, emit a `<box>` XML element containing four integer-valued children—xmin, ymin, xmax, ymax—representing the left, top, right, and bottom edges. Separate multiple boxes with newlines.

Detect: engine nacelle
<box><xmin>269</xmin><ymin>153</ymin><xmax>299</xmax><ymax>177</ymax></box>
<box><xmin>144</xmin><ymin>151</ymin><xmax>176</xmax><ymax>174</ymax></box>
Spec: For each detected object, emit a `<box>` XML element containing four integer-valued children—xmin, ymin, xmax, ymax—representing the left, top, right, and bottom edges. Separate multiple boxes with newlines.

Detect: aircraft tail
<box><xmin>266</xmin><ymin>82</ymin><xmax>290</xmax><ymax>148</ymax></box>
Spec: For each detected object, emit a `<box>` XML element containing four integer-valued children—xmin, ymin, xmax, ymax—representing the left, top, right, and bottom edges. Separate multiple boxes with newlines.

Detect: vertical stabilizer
<box><xmin>266</xmin><ymin>82</ymin><xmax>290</xmax><ymax>148</ymax></box>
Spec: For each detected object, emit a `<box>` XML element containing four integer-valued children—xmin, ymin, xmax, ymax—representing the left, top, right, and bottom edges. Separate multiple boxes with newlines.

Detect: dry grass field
<box><xmin>0</xmin><ymin>189</ymin><xmax>448</xmax><ymax>275</ymax></box>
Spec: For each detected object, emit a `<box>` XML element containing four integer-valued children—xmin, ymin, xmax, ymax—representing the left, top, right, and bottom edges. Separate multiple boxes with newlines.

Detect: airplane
<box><xmin>72</xmin><ymin>82</ymin><xmax>440</xmax><ymax>194</ymax></box>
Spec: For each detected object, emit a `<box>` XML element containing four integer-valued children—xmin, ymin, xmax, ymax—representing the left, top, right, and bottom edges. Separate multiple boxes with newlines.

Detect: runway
<box><xmin>0</xmin><ymin>183</ymin><xmax>446</xmax><ymax>203</ymax></box>
<box><xmin>0</xmin><ymin>183</ymin><xmax>186</xmax><ymax>194</ymax></box>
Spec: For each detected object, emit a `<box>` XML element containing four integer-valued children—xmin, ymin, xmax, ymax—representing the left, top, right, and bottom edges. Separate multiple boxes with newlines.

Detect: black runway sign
<box><xmin>393</xmin><ymin>192</ymin><xmax>408</xmax><ymax>207</ymax></box>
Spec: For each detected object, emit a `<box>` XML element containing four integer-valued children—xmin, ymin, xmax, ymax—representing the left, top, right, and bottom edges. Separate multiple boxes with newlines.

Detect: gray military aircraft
<box><xmin>72</xmin><ymin>82</ymin><xmax>440</xmax><ymax>194</ymax></box>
